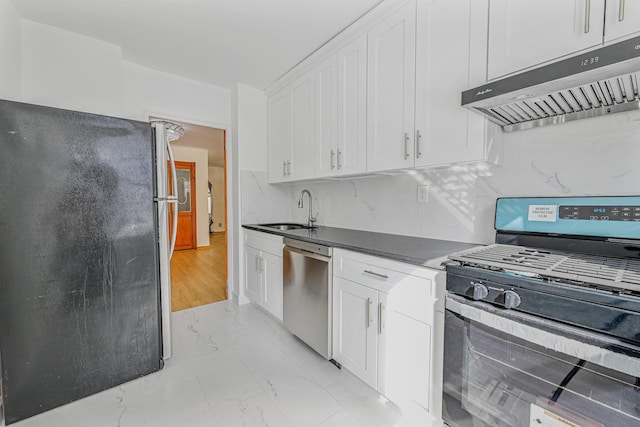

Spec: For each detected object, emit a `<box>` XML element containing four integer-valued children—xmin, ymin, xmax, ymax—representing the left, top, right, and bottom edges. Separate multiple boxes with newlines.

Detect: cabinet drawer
<box><xmin>244</xmin><ymin>229</ymin><xmax>284</xmax><ymax>256</ymax></box>
<box><xmin>333</xmin><ymin>249</ymin><xmax>437</xmax><ymax>323</ymax></box>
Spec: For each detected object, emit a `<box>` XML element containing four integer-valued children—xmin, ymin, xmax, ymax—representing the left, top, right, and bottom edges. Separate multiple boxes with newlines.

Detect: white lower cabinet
<box><xmin>332</xmin><ymin>249</ymin><xmax>444</xmax><ymax>420</ymax></box>
<box><xmin>378</xmin><ymin>292</ymin><xmax>431</xmax><ymax>410</ymax></box>
<box><xmin>243</xmin><ymin>230</ymin><xmax>284</xmax><ymax>321</ymax></box>
<box><xmin>332</xmin><ymin>276</ymin><xmax>380</xmax><ymax>389</ymax></box>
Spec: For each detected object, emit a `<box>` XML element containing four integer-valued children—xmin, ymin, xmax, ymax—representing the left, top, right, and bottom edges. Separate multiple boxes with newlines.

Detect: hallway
<box><xmin>170</xmin><ymin>232</ymin><xmax>227</xmax><ymax>311</ymax></box>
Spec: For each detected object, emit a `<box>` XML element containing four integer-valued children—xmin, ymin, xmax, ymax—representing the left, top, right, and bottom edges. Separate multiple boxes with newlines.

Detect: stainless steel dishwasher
<box><xmin>283</xmin><ymin>237</ymin><xmax>332</xmax><ymax>359</ymax></box>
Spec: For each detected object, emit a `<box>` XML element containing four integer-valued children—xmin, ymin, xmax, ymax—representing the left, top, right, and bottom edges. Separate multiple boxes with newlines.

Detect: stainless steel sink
<box><xmin>260</xmin><ymin>223</ymin><xmax>316</xmax><ymax>231</ymax></box>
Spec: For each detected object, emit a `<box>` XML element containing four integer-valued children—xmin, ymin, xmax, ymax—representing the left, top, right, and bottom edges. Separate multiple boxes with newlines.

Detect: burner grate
<box><xmin>449</xmin><ymin>244</ymin><xmax>640</xmax><ymax>292</ymax></box>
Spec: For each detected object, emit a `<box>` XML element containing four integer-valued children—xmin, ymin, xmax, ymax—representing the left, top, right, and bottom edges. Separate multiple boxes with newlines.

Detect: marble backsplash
<box><xmin>241</xmin><ymin>113</ymin><xmax>640</xmax><ymax>245</ymax></box>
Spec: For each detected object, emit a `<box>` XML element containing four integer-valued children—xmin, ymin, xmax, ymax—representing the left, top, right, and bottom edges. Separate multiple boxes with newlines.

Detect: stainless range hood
<box><xmin>462</xmin><ymin>35</ymin><xmax>640</xmax><ymax>132</ymax></box>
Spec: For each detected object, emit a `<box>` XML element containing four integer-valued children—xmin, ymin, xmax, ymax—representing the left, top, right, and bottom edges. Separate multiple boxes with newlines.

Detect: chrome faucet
<box><xmin>298</xmin><ymin>189</ymin><xmax>318</xmax><ymax>227</ymax></box>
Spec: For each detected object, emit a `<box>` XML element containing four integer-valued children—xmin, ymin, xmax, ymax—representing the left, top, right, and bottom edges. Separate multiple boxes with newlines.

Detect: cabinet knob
<box><xmin>470</xmin><ymin>281</ymin><xmax>488</xmax><ymax>300</ymax></box>
<box><xmin>501</xmin><ymin>290</ymin><xmax>522</xmax><ymax>309</ymax></box>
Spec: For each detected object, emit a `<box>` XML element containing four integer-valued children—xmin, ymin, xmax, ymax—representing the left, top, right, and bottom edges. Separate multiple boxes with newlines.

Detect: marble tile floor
<box><xmin>13</xmin><ymin>300</ymin><xmax>433</xmax><ymax>427</ymax></box>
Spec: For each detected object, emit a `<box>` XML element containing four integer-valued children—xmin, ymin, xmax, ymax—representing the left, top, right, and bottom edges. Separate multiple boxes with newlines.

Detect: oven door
<box><xmin>443</xmin><ymin>293</ymin><xmax>640</xmax><ymax>427</ymax></box>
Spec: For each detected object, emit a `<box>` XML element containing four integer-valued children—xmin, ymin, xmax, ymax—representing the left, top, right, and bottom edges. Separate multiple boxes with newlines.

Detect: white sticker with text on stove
<box><xmin>528</xmin><ymin>205</ymin><xmax>557</xmax><ymax>222</ymax></box>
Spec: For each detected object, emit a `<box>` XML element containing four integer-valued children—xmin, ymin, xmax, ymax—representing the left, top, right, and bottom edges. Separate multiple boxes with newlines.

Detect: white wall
<box><xmin>0</xmin><ymin>0</ymin><xmax>22</xmax><ymax>100</ymax></box>
<box><xmin>287</xmin><ymin>112</ymin><xmax>640</xmax><ymax>245</ymax></box>
<box><xmin>172</xmin><ymin>146</ymin><xmax>210</xmax><ymax>247</ymax></box>
<box><xmin>16</xmin><ymin>18</ymin><xmax>232</xmax><ymax>126</ymax></box>
<box><xmin>237</xmin><ymin>84</ymin><xmax>268</xmax><ymax>171</ymax></box>
<box><xmin>21</xmin><ymin>20</ymin><xmax>124</xmax><ymax>116</ymax></box>
<box><xmin>208</xmin><ymin>166</ymin><xmax>226</xmax><ymax>232</ymax></box>
<box><xmin>123</xmin><ymin>61</ymin><xmax>230</xmax><ymax>124</ymax></box>
<box><xmin>239</xmin><ymin>108</ymin><xmax>640</xmax><ymax>246</ymax></box>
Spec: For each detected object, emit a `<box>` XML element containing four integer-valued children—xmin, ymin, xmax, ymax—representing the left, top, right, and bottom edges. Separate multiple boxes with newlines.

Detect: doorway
<box><xmin>152</xmin><ymin>116</ymin><xmax>228</xmax><ymax>312</ymax></box>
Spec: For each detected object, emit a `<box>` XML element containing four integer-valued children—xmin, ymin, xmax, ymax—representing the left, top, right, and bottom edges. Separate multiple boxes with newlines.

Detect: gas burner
<box><xmin>449</xmin><ymin>244</ymin><xmax>640</xmax><ymax>293</ymax></box>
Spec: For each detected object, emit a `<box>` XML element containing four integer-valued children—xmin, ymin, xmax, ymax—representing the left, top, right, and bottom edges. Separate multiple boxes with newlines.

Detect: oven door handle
<box><xmin>445</xmin><ymin>293</ymin><xmax>640</xmax><ymax>377</ymax></box>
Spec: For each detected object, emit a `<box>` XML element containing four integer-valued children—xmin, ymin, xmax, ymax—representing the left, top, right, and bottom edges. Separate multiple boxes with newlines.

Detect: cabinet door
<box><xmin>332</xmin><ymin>277</ymin><xmax>379</xmax><ymax>389</ymax></box>
<box><xmin>414</xmin><ymin>0</ymin><xmax>488</xmax><ymax>167</ymax></box>
<box><xmin>290</xmin><ymin>71</ymin><xmax>316</xmax><ymax>180</ymax></box>
<box><xmin>267</xmin><ymin>90</ymin><xmax>291</xmax><ymax>183</ymax></box>
<box><xmin>605</xmin><ymin>0</ymin><xmax>640</xmax><ymax>43</ymax></box>
<box><xmin>488</xmin><ymin>0</ymin><xmax>605</xmax><ymax>80</ymax></box>
<box><xmin>261</xmin><ymin>251</ymin><xmax>283</xmax><ymax>322</ymax></box>
<box><xmin>315</xmin><ymin>56</ymin><xmax>338</xmax><ymax>178</ymax></box>
<box><xmin>337</xmin><ymin>34</ymin><xmax>368</xmax><ymax>176</ymax></box>
<box><xmin>244</xmin><ymin>246</ymin><xmax>262</xmax><ymax>303</ymax></box>
<box><xmin>366</xmin><ymin>0</ymin><xmax>416</xmax><ymax>172</ymax></box>
<box><xmin>378</xmin><ymin>293</ymin><xmax>431</xmax><ymax>411</ymax></box>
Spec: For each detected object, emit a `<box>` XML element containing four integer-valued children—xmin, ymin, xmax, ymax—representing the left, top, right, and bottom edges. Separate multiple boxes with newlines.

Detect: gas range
<box><xmin>445</xmin><ymin>196</ymin><xmax>640</xmax><ymax>347</ymax></box>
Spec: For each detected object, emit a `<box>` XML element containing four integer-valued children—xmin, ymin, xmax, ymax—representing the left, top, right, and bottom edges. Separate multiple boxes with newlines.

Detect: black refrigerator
<box><xmin>0</xmin><ymin>99</ymin><xmax>167</xmax><ymax>424</ymax></box>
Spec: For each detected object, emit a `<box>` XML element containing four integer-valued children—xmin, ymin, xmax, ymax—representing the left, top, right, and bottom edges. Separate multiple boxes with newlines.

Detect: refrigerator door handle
<box><xmin>166</xmin><ymin>141</ymin><xmax>178</xmax><ymax>259</ymax></box>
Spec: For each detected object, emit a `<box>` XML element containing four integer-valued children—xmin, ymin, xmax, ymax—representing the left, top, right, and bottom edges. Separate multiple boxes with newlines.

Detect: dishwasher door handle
<box><xmin>284</xmin><ymin>245</ymin><xmax>332</xmax><ymax>262</ymax></box>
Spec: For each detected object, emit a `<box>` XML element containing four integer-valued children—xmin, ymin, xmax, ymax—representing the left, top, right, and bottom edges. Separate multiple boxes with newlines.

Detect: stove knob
<box><xmin>470</xmin><ymin>282</ymin><xmax>489</xmax><ymax>300</ymax></box>
<box><xmin>502</xmin><ymin>290</ymin><xmax>522</xmax><ymax>309</ymax></box>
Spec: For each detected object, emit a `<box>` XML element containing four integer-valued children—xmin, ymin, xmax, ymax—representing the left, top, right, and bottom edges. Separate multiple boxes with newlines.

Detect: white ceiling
<box><xmin>11</xmin><ymin>0</ymin><xmax>383</xmax><ymax>89</ymax></box>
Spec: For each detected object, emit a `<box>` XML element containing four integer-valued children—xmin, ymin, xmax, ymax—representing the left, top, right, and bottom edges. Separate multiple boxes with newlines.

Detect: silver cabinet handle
<box><xmin>404</xmin><ymin>132</ymin><xmax>410</xmax><ymax>160</ymax></box>
<box><xmin>286</xmin><ymin>161</ymin><xmax>292</xmax><ymax>176</ymax></box>
<box><xmin>415</xmin><ymin>129</ymin><xmax>422</xmax><ymax>159</ymax></box>
<box><xmin>378</xmin><ymin>302</ymin><xmax>385</xmax><ymax>334</ymax></box>
<box><xmin>330</xmin><ymin>149</ymin><xmax>336</xmax><ymax>170</ymax></box>
<box><xmin>584</xmin><ymin>0</ymin><xmax>591</xmax><ymax>33</ymax></box>
<box><xmin>283</xmin><ymin>161</ymin><xmax>287</xmax><ymax>177</ymax></box>
<box><xmin>337</xmin><ymin>149</ymin><xmax>342</xmax><ymax>169</ymax></box>
<box><xmin>367</xmin><ymin>298</ymin><xmax>373</xmax><ymax>328</ymax></box>
<box><xmin>619</xmin><ymin>0</ymin><xmax>626</xmax><ymax>22</ymax></box>
<box><xmin>255</xmin><ymin>254</ymin><xmax>259</xmax><ymax>272</ymax></box>
<box><xmin>363</xmin><ymin>269</ymin><xmax>389</xmax><ymax>280</ymax></box>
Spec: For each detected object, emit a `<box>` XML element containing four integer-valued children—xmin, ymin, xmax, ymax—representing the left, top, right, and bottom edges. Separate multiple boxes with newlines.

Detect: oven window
<box><xmin>442</xmin><ymin>310</ymin><xmax>640</xmax><ymax>427</ymax></box>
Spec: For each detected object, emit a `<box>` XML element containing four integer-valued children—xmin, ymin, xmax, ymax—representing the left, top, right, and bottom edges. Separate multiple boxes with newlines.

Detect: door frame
<box><xmin>144</xmin><ymin>110</ymin><xmax>233</xmax><ymax>303</ymax></box>
<box><xmin>170</xmin><ymin>160</ymin><xmax>197</xmax><ymax>250</ymax></box>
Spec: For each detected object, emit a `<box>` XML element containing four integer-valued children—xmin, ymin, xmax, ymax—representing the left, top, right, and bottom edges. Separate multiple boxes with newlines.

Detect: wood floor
<box><xmin>170</xmin><ymin>232</ymin><xmax>227</xmax><ymax>312</ymax></box>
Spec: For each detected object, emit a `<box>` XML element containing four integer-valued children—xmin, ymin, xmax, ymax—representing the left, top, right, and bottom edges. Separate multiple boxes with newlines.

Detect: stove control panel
<box><xmin>560</xmin><ymin>205</ymin><xmax>640</xmax><ymax>222</ymax></box>
<box><xmin>449</xmin><ymin>275</ymin><xmax>522</xmax><ymax>309</ymax></box>
<box><xmin>495</xmin><ymin>196</ymin><xmax>640</xmax><ymax>240</ymax></box>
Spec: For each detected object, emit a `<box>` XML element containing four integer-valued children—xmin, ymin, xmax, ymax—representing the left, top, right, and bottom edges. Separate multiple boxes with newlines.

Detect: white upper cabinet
<box><xmin>267</xmin><ymin>90</ymin><xmax>291</xmax><ymax>183</ymax></box>
<box><xmin>289</xmin><ymin>71</ymin><xmax>316</xmax><ymax>181</ymax></box>
<box><xmin>366</xmin><ymin>0</ymin><xmax>416</xmax><ymax>172</ymax></box>
<box><xmin>315</xmin><ymin>34</ymin><xmax>368</xmax><ymax>178</ymax></box>
<box><xmin>336</xmin><ymin>34</ymin><xmax>368</xmax><ymax>176</ymax></box>
<box><xmin>315</xmin><ymin>55</ymin><xmax>338</xmax><ymax>178</ymax></box>
<box><xmin>604</xmin><ymin>0</ymin><xmax>640</xmax><ymax>43</ymax></box>
<box><xmin>487</xmin><ymin>0</ymin><xmax>606</xmax><ymax>80</ymax></box>
<box><xmin>267</xmin><ymin>71</ymin><xmax>315</xmax><ymax>183</ymax></box>
<box><xmin>414</xmin><ymin>0</ymin><xmax>489</xmax><ymax>167</ymax></box>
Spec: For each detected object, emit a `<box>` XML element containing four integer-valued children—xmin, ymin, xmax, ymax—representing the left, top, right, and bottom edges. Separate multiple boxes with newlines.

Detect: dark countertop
<box><xmin>243</xmin><ymin>224</ymin><xmax>483</xmax><ymax>269</ymax></box>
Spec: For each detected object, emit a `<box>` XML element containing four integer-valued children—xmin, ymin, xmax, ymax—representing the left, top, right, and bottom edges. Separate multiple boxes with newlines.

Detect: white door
<box><xmin>244</xmin><ymin>246</ymin><xmax>262</xmax><ymax>303</ymax></box>
<box><xmin>366</xmin><ymin>0</ymin><xmax>416</xmax><ymax>172</ymax></box>
<box><xmin>332</xmin><ymin>277</ymin><xmax>379</xmax><ymax>389</ymax></box>
<box><xmin>261</xmin><ymin>251</ymin><xmax>283</xmax><ymax>321</ymax></box>
<box><xmin>378</xmin><ymin>292</ymin><xmax>432</xmax><ymax>411</ymax></box>
<box><xmin>267</xmin><ymin>90</ymin><xmax>291</xmax><ymax>183</ymax></box>
<box><xmin>488</xmin><ymin>0</ymin><xmax>605</xmax><ymax>80</ymax></box>
<box><xmin>414</xmin><ymin>0</ymin><xmax>488</xmax><ymax>167</ymax></box>
<box><xmin>315</xmin><ymin>55</ymin><xmax>338</xmax><ymax>178</ymax></box>
<box><xmin>604</xmin><ymin>0</ymin><xmax>640</xmax><ymax>43</ymax></box>
<box><xmin>337</xmin><ymin>34</ymin><xmax>368</xmax><ymax>176</ymax></box>
<box><xmin>290</xmin><ymin>71</ymin><xmax>316</xmax><ymax>180</ymax></box>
